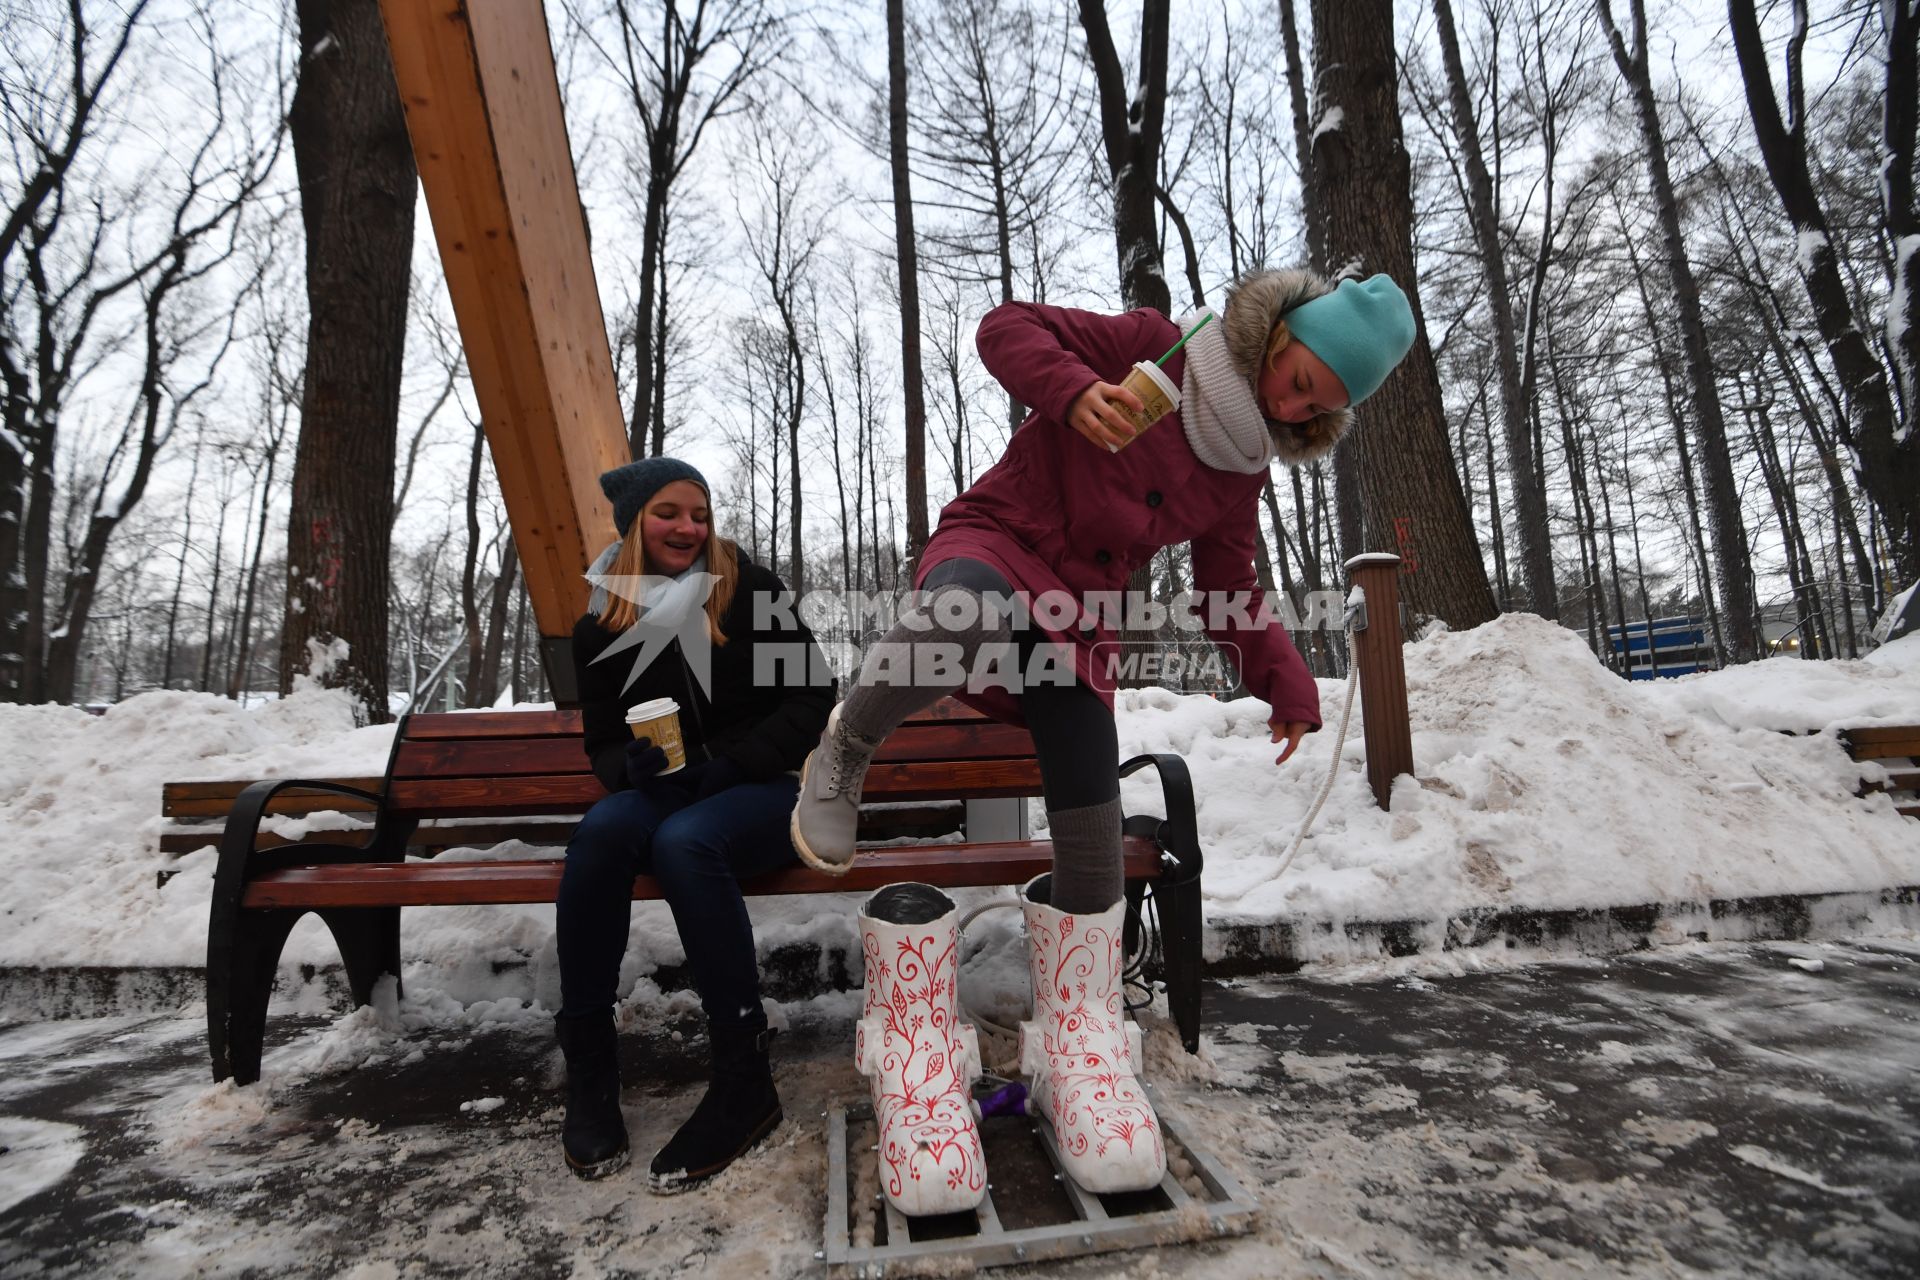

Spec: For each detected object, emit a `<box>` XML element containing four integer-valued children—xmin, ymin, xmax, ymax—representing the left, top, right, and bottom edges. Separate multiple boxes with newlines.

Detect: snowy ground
<box><xmin>3</xmin><ymin>938</ymin><xmax>1917</xmax><ymax>1278</ymax></box>
<box><xmin>1</xmin><ymin>616</ymin><xmax>1916</xmax><ymax>1008</ymax></box>
<box><xmin>2</xmin><ymin>617</ymin><xmax>1918</xmax><ymax>1272</ymax></box>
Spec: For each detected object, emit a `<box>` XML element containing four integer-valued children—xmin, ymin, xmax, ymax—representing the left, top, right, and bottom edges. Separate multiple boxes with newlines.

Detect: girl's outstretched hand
<box><xmin>1269</xmin><ymin>717</ymin><xmax>1311</xmax><ymax>766</ymax></box>
<box><xmin>1068</xmin><ymin>381</ymin><xmax>1146</xmax><ymax>452</ymax></box>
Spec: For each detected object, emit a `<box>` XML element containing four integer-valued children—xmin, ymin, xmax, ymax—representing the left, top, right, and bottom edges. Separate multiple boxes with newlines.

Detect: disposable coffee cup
<box><xmin>625</xmin><ymin>697</ymin><xmax>687</xmax><ymax>773</ymax></box>
<box><xmin>1114</xmin><ymin>360</ymin><xmax>1180</xmax><ymax>450</ymax></box>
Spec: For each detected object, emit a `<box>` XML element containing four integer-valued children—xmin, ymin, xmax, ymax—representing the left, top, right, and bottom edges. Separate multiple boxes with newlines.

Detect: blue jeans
<box><xmin>556</xmin><ymin>776</ymin><xmax>802</xmax><ymax>1027</ymax></box>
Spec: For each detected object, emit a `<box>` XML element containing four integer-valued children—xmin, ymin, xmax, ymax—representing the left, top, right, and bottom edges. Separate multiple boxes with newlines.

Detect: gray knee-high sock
<box><xmin>1046</xmin><ymin>797</ymin><xmax>1124</xmax><ymax>915</ymax></box>
<box><xmin>838</xmin><ymin>584</ymin><xmax>1013</xmax><ymax>742</ymax></box>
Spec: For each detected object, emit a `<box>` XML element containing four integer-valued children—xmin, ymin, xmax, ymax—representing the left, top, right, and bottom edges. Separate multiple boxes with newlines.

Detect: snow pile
<box><xmin>1639</xmin><ymin>637</ymin><xmax>1920</xmax><ymax>731</ymax></box>
<box><xmin>1114</xmin><ymin>614</ymin><xmax>1920</xmax><ymax>928</ymax></box>
<box><xmin>0</xmin><ymin>614</ymin><xmax>1916</xmax><ymax>1002</ymax></box>
<box><xmin>0</xmin><ymin>686</ymin><xmax>394</xmax><ymax>968</ymax></box>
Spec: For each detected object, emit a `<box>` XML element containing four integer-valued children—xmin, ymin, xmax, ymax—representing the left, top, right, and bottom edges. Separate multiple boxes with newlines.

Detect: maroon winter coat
<box><xmin>916</xmin><ymin>301</ymin><xmax>1322</xmax><ymax>732</ymax></box>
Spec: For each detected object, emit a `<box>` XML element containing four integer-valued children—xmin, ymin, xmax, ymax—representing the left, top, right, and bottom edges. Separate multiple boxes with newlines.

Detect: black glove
<box><xmin>682</xmin><ymin>754</ymin><xmax>747</xmax><ymax>801</ymax></box>
<box><xmin>624</xmin><ymin>736</ymin><xmax>670</xmax><ymax>791</ymax></box>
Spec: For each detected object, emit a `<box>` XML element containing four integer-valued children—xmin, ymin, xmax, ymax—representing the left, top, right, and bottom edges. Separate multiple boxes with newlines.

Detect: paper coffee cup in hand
<box><xmin>1113</xmin><ymin>361</ymin><xmax>1180</xmax><ymax>450</ymax></box>
<box><xmin>625</xmin><ymin>697</ymin><xmax>687</xmax><ymax>773</ymax></box>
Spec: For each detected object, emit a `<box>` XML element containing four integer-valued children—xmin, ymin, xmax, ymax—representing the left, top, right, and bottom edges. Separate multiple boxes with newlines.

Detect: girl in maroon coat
<box><xmin>795</xmin><ymin>268</ymin><xmax>1416</xmax><ymax>1204</ymax></box>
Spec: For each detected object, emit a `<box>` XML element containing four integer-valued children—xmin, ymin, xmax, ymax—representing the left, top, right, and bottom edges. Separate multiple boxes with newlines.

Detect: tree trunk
<box><xmin>1431</xmin><ymin>0</ymin><xmax>1556</xmax><ymax>618</ymax></box>
<box><xmin>460</xmin><ymin>416</ymin><xmax>486</xmax><ymax>705</ymax></box>
<box><xmin>476</xmin><ymin>540</ymin><xmax>517</xmax><ymax>708</ymax></box>
<box><xmin>163</xmin><ymin>434</ymin><xmax>205</xmax><ymax>689</ymax></box>
<box><xmin>197</xmin><ymin>472</ymin><xmax>231</xmax><ymax>692</ymax></box>
<box><xmin>228</xmin><ymin>443</ymin><xmax>281</xmax><ymax>700</ymax></box>
<box><xmin>632</xmin><ymin>163</ymin><xmax>670</xmax><ymax>455</ymax></box>
<box><xmin>1619</xmin><ymin>192</ymin><xmax>1725</xmax><ymax>662</ymax></box>
<box><xmin>1077</xmin><ymin>0</ymin><xmax>1172</xmax><ymax>315</ymax></box>
<box><xmin>1882</xmin><ymin>1</ymin><xmax>1918</xmax><ymax>434</ymax></box>
<box><xmin>1078</xmin><ymin>0</ymin><xmax>1172</xmax><ymax>686</ymax></box>
<box><xmin>279</xmin><ymin>0</ymin><xmax>415</xmax><ymax>721</ymax></box>
<box><xmin>1597</xmin><ymin>0</ymin><xmax>1759</xmax><ymax>658</ymax></box>
<box><xmin>1726</xmin><ymin>0</ymin><xmax>1916</xmax><ymax>584</ymax></box>
<box><xmin>1277</xmin><ymin>0</ymin><xmax>1326</xmax><ymax>271</ymax></box>
<box><xmin>1308</xmin><ymin>0</ymin><xmax>1495</xmax><ymax>628</ymax></box>
<box><xmin>887</xmin><ymin>0</ymin><xmax>931</xmax><ymax>565</ymax></box>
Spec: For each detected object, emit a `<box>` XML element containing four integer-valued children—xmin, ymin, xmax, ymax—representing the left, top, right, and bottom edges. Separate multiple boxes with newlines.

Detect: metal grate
<box><xmin>821</xmin><ymin>1095</ymin><xmax>1258</xmax><ymax>1277</ymax></box>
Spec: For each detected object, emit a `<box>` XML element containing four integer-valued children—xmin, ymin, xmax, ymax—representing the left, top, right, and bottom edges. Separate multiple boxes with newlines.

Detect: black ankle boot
<box><xmin>556</xmin><ymin>1012</ymin><xmax>630</xmax><ymax>1179</ymax></box>
<box><xmin>648</xmin><ymin>1021</ymin><xmax>783</xmax><ymax>1194</ymax></box>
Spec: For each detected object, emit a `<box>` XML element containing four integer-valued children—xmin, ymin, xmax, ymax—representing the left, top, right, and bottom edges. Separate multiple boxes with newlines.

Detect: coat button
<box><xmin>1146</xmin><ymin>490</ymin><xmax>1163</xmax><ymax>507</ymax></box>
<box><xmin>1095</xmin><ymin>549</ymin><xmax>1112</xmax><ymax>564</ymax></box>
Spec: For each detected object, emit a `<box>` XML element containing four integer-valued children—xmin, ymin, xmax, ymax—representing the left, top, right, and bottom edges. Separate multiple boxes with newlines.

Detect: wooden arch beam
<box><xmin>380</xmin><ymin>0</ymin><xmax>627</xmax><ymax>701</ymax></box>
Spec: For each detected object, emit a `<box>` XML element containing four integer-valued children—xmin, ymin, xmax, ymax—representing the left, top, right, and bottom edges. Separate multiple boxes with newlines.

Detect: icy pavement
<box><xmin>2</xmin><ymin>939</ymin><xmax>1917</xmax><ymax>1278</ymax></box>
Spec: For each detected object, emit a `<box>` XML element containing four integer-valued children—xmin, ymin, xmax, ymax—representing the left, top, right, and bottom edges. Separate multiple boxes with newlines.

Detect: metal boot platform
<box><xmin>821</xmin><ymin>1092</ymin><xmax>1257</xmax><ymax>1277</ymax></box>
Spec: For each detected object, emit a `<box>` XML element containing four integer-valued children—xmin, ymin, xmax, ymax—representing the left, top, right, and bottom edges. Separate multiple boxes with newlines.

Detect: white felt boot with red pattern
<box><xmin>1018</xmin><ymin>875</ymin><xmax>1166</xmax><ymax>1193</ymax></box>
<box><xmin>856</xmin><ymin>883</ymin><xmax>987</xmax><ymax>1216</ymax></box>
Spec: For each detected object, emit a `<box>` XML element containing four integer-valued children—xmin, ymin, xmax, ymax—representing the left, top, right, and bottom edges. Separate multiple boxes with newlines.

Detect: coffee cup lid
<box><xmin>1131</xmin><ymin>360</ymin><xmax>1180</xmax><ymax>404</ymax></box>
<box><xmin>625</xmin><ymin>697</ymin><xmax>680</xmax><ymax>721</ymax></box>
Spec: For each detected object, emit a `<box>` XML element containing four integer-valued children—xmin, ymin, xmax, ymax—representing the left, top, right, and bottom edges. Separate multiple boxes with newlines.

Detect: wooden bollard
<box><xmin>1344</xmin><ymin>553</ymin><xmax>1413</xmax><ymax>809</ymax></box>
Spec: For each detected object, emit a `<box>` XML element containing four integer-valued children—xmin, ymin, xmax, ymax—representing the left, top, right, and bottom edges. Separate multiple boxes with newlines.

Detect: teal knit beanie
<box><xmin>600</xmin><ymin>456</ymin><xmax>709</xmax><ymax>538</ymax></box>
<box><xmin>1283</xmin><ymin>274</ymin><xmax>1416</xmax><ymax>406</ymax></box>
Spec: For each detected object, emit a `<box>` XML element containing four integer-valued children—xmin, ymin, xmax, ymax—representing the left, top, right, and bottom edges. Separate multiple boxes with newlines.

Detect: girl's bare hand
<box><xmin>1269</xmin><ymin>717</ymin><xmax>1311</xmax><ymax>766</ymax></box>
<box><xmin>1068</xmin><ymin>381</ymin><xmax>1146</xmax><ymax>452</ymax></box>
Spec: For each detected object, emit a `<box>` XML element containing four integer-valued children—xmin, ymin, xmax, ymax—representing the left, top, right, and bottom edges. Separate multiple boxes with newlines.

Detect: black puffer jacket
<box><xmin>573</xmin><ymin>552</ymin><xmax>835</xmax><ymax>792</ymax></box>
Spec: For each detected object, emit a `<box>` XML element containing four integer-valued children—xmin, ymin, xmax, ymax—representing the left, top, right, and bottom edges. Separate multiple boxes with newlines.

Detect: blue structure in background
<box><xmin>1606</xmin><ymin>617</ymin><xmax>1715</xmax><ymax>680</ymax></box>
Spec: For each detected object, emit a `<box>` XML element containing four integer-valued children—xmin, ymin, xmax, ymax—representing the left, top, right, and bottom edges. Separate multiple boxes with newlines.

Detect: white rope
<box><xmin>1271</xmin><ymin>624</ymin><xmax>1363</xmax><ymax>881</ymax></box>
<box><xmin>957</xmin><ymin>899</ymin><xmax>1026</xmax><ymax>1042</ymax></box>
<box><xmin>953</xmin><ymin>618</ymin><xmax>1365</xmax><ymax>1037</ymax></box>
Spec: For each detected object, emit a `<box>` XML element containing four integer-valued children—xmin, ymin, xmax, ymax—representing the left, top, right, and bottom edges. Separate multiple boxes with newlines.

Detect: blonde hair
<box><xmin>1263</xmin><ymin>318</ymin><xmax>1295</xmax><ymax>373</ymax></box>
<box><xmin>1259</xmin><ymin>316</ymin><xmax>1348</xmax><ymax>458</ymax></box>
<box><xmin>596</xmin><ymin>508</ymin><xmax>740</xmax><ymax>645</ymax></box>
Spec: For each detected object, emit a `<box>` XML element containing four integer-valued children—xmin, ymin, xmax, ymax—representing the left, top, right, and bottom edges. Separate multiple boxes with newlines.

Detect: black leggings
<box><xmin>919</xmin><ymin>557</ymin><xmax>1119</xmax><ymax>811</ymax></box>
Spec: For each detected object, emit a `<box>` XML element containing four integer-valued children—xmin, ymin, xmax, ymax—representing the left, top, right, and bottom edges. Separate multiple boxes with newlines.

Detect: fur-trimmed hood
<box><xmin>1220</xmin><ymin>267</ymin><xmax>1354</xmax><ymax>466</ymax></box>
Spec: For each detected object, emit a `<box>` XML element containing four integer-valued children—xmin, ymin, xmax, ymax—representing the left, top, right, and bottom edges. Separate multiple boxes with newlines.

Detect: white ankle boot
<box><xmin>1019</xmin><ymin>875</ymin><xmax>1166</xmax><ymax>1192</ymax></box>
<box><xmin>856</xmin><ymin>883</ymin><xmax>986</xmax><ymax>1215</ymax></box>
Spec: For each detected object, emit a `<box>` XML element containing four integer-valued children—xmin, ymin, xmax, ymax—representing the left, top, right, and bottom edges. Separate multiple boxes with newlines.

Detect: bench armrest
<box><xmin>216</xmin><ymin>779</ymin><xmax>410</xmax><ymax>876</ymax></box>
<box><xmin>1119</xmin><ymin>753</ymin><xmax>1202</xmax><ymax>883</ymax></box>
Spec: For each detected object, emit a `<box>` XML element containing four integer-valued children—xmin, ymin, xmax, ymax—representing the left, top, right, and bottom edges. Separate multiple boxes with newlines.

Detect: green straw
<box><xmin>1154</xmin><ymin>312</ymin><xmax>1214</xmax><ymax>366</ymax></box>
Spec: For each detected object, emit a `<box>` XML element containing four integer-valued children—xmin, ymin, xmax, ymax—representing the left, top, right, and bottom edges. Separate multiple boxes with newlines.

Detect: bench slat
<box><xmin>161</xmin><ymin>779</ymin><xmax>386</xmax><ymax>818</ymax></box>
<box><xmin>240</xmin><ymin>838</ymin><xmax>1161</xmax><ymax>907</ymax></box>
<box><xmin>1845</xmin><ymin>735</ymin><xmax>1920</xmax><ymax>761</ymax></box>
<box><xmin>161</xmin><ymin>804</ymin><xmax>967</xmax><ymax>856</ymax></box>
<box><xmin>859</xmin><ymin>759</ymin><xmax>1044</xmax><ymax>800</ymax></box>
<box><xmin>381</xmin><ymin>758</ymin><xmax>1044</xmax><ymax>817</ymax></box>
<box><xmin>390</xmin><ymin>737</ymin><xmax>598</xmax><ymax>780</ymax></box>
<box><xmin>404</xmin><ymin>710</ymin><xmax>581</xmax><ymax>739</ymax></box>
<box><xmin>1842</xmin><ymin>725</ymin><xmax>1920</xmax><ymax>748</ymax></box>
<box><xmin>387</xmin><ymin>719</ymin><xmax>1037</xmax><ymax>780</ymax></box>
<box><xmin>399</xmin><ymin>699</ymin><xmax>990</xmax><ymax>741</ymax></box>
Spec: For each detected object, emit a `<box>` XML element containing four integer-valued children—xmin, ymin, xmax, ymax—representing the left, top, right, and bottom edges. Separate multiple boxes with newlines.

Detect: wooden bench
<box><xmin>1843</xmin><ymin>724</ymin><xmax>1920</xmax><ymax>820</ymax></box>
<box><xmin>194</xmin><ymin>699</ymin><xmax>1205</xmax><ymax>1084</ymax></box>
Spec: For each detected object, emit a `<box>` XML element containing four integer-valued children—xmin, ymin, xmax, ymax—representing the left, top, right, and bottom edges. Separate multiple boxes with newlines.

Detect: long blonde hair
<box><xmin>1262</xmin><ymin>317</ymin><xmax>1295</xmax><ymax>373</ymax></box>
<box><xmin>595</xmin><ymin>516</ymin><xmax>740</xmax><ymax>645</ymax></box>
<box><xmin>1260</xmin><ymin>317</ymin><xmax>1346</xmax><ymax>460</ymax></box>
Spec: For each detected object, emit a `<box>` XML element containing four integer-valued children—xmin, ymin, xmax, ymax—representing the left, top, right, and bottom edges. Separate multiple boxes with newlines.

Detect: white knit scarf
<box><xmin>1178</xmin><ymin>308</ymin><xmax>1275</xmax><ymax>474</ymax></box>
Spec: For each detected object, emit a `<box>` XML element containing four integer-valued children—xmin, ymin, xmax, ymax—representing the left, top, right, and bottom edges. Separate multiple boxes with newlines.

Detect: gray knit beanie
<box><xmin>600</xmin><ymin>457</ymin><xmax>708</xmax><ymax>538</ymax></box>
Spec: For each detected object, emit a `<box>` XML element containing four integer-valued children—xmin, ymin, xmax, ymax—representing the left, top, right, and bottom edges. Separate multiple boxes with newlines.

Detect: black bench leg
<box><xmin>1154</xmin><ymin>875</ymin><xmax>1204</xmax><ymax>1054</ymax></box>
<box><xmin>318</xmin><ymin>906</ymin><xmax>404</xmax><ymax>1008</ymax></box>
<box><xmin>1123</xmin><ymin>880</ymin><xmax>1147</xmax><ymax>962</ymax></box>
<box><xmin>208</xmin><ymin>906</ymin><xmax>303</xmax><ymax>1085</ymax></box>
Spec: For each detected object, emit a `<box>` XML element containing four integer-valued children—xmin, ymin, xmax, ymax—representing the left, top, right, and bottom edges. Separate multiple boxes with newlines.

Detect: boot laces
<box><xmin>825</xmin><ymin>724</ymin><xmax>874</xmax><ymax>799</ymax></box>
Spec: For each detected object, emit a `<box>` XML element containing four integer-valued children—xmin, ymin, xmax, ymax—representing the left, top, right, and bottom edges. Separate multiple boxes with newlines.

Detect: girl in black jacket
<box><xmin>555</xmin><ymin>457</ymin><xmax>833</xmax><ymax>1190</ymax></box>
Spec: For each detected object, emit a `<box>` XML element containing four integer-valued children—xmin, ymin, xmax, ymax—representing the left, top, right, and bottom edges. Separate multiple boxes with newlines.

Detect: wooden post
<box><xmin>379</xmin><ymin>0</ymin><xmax>628</xmax><ymax>702</ymax></box>
<box><xmin>1344</xmin><ymin>552</ymin><xmax>1414</xmax><ymax>809</ymax></box>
